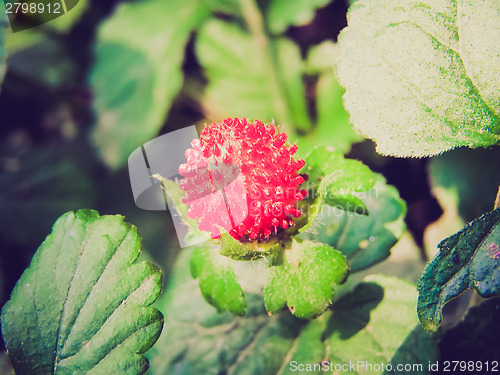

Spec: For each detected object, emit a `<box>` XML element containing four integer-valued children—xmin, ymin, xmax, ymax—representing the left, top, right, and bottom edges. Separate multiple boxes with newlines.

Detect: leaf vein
<box><xmin>57</xmin><ymin>224</ymin><xmax>132</xmax><ymax>360</ymax></box>
<box><xmin>53</xmin><ymin>219</ymin><xmax>89</xmax><ymax>372</ymax></box>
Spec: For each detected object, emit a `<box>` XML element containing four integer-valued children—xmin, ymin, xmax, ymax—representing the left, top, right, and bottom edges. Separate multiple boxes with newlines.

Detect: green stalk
<box><xmin>239</xmin><ymin>0</ymin><xmax>311</xmax><ymax>132</ymax></box>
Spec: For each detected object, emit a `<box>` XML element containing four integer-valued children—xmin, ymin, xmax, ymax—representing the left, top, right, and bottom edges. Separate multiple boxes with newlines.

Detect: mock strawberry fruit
<box><xmin>179</xmin><ymin>118</ymin><xmax>307</xmax><ymax>241</ymax></box>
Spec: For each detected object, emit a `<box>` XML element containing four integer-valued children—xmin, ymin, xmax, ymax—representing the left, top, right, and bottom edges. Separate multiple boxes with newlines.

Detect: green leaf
<box><xmin>90</xmin><ymin>0</ymin><xmax>209</xmax><ymax>168</ymax></box>
<box><xmin>300</xmin><ymin>173</ymin><xmax>407</xmax><ymax>271</ymax></box>
<box><xmin>323</xmin><ymin>276</ymin><xmax>435</xmax><ymax>375</ymax></box>
<box><xmin>300</xmin><ymin>146</ymin><xmax>377</xmax><ymax>230</ymax></box>
<box><xmin>196</xmin><ymin>19</ymin><xmax>311</xmax><ymax>131</ymax></box>
<box><xmin>297</xmin><ymin>276</ymin><xmax>438</xmax><ymax>375</ymax></box>
<box><xmin>338</xmin><ymin>0</ymin><xmax>500</xmax><ymax>157</ymax></box>
<box><xmin>148</xmin><ymin>246</ymin><xmax>305</xmax><ymax>375</ymax></box>
<box><xmin>295</xmin><ymin>42</ymin><xmax>362</xmax><ymax>156</ymax></box>
<box><xmin>264</xmin><ymin>240</ymin><xmax>349</xmax><ymax>319</ymax></box>
<box><xmin>304</xmin><ymin>146</ymin><xmax>376</xmax><ymax>194</ymax></box>
<box><xmin>149</xmin><ymin>248</ymin><xmax>437</xmax><ymax>375</ymax></box>
<box><xmin>301</xmin><ymin>145</ymin><xmax>345</xmax><ymax>189</ymax></box>
<box><xmin>191</xmin><ymin>243</ymin><xmax>247</xmax><ymax>316</ymax></box>
<box><xmin>386</xmin><ymin>325</ymin><xmax>439</xmax><ymax>375</ymax></box>
<box><xmin>417</xmin><ymin>208</ymin><xmax>500</xmax><ymax>333</ymax></box>
<box><xmin>266</xmin><ymin>0</ymin><xmax>330</xmax><ymax>34</ymax></box>
<box><xmin>0</xmin><ymin>147</ymin><xmax>95</xmax><ymax>245</ymax></box>
<box><xmin>1</xmin><ymin>210</ymin><xmax>163</xmax><ymax>374</ymax></box>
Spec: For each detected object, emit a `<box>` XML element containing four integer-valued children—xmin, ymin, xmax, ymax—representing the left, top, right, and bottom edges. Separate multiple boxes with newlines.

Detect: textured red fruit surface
<box><xmin>178</xmin><ymin>118</ymin><xmax>307</xmax><ymax>241</ymax></box>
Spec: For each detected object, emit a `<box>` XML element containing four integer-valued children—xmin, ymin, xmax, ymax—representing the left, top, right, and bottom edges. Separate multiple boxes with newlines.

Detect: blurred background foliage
<box><xmin>0</xmin><ymin>0</ymin><xmax>499</xmax><ymax>368</ymax></box>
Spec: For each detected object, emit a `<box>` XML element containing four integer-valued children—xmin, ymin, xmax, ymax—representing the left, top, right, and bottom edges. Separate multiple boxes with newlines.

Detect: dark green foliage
<box><xmin>418</xmin><ymin>208</ymin><xmax>500</xmax><ymax>332</ymax></box>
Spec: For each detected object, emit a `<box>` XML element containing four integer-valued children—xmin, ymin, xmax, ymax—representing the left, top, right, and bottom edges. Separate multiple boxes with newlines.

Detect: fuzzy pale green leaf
<box><xmin>196</xmin><ymin>19</ymin><xmax>311</xmax><ymax>131</ymax></box>
<box><xmin>191</xmin><ymin>242</ymin><xmax>247</xmax><ymax>316</ymax></box>
<box><xmin>90</xmin><ymin>0</ymin><xmax>209</xmax><ymax>168</ymax></box>
<box><xmin>338</xmin><ymin>0</ymin><xmax>500</xmax><ymax>157</ymax></box>
<box><xmin>264</xmin><ymin>240</ymin><xmax>349</xmax><ymax>319</ymax></box>
<box><xmin>418</xmin><ymin>208</ymin><xmax>500</xmax><ymax>333</ymax></box>
<box><xmin>0</xmin><ymin>210</ymin><xmax>163</xmax><ymax>374</ymax></box>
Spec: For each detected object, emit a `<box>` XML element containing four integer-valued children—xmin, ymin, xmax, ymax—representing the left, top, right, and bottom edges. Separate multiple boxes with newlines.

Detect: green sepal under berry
<box><xmin>220</xmin><ymin>231</ymin><xmax>284</xmax><ymax>261</ymax></box>
<box><xmin>191</xmin><ymin>243</ymin><xmax>247</xmax><ymax>316</ymax></box>
<box><xmin>300</xmin><ymin>146</ymin><xmax>377</xmax><ymax>233</ymax></box>
<box><xmin>264</xmin><ymin>239</ymin><xmax>349</xmax><ymax>319</ymax></box>
<box><xmin>417</xmin><ymin>208</ymin><xmax>500</xmax><ymax>333</ymax></box>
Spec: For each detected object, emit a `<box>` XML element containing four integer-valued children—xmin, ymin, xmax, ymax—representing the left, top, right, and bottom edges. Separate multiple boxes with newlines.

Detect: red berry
<box><xmin>178</xmin><ymin>118</ymin><xmax>307</xmax><ymax>241</ymax></box>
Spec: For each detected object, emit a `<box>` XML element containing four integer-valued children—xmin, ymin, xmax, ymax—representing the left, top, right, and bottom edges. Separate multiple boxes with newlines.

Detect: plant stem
<box><xmin>239</xmin><ymin>0</ymin><xmax>291</xmax><ymax>127</ymax></box>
